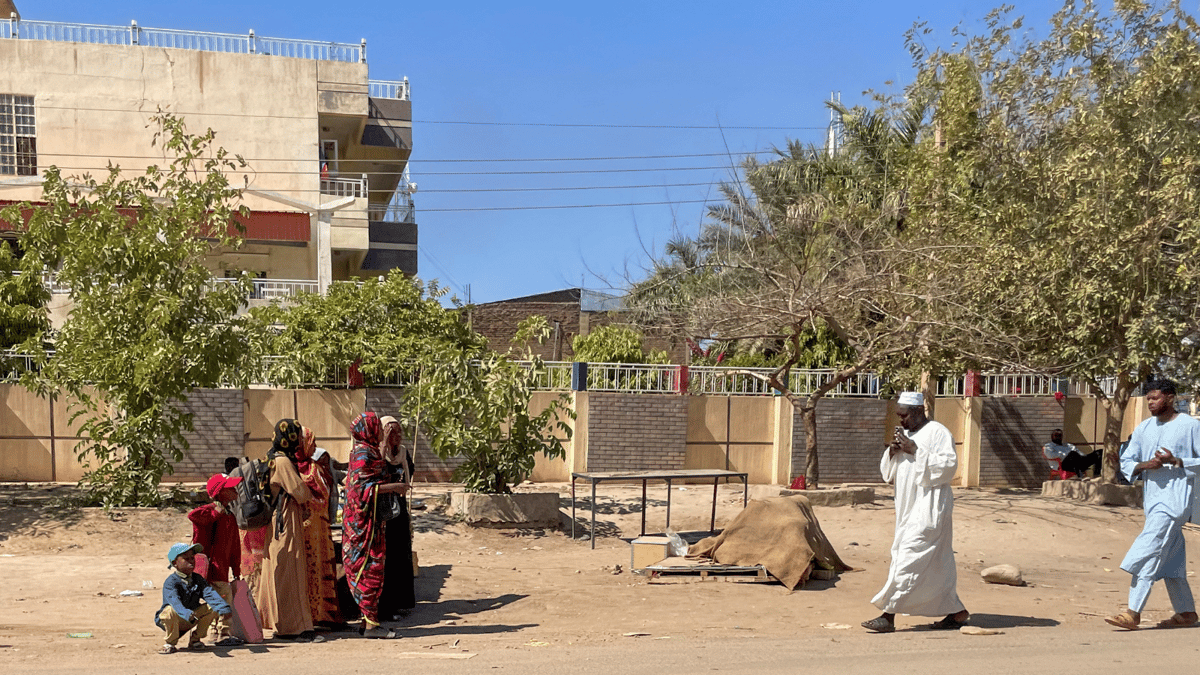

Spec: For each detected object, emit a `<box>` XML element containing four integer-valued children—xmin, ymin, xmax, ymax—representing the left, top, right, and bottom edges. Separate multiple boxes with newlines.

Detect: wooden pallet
<box><xmin>644</xmin><ymin>557</ymin><xmax>779</xmax><ymax>584</ymax></box>
<box><xmin>643</xmin><ymin>557</ymin><xmax>840</xmax><ymax>585</ymax></box>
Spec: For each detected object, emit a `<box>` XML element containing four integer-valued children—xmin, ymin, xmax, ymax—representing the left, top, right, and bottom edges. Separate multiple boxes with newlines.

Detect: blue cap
<box><xmin>167</xmin><ymin>542</ymin><xmax>203</xmax><ymax>565</ymax></box>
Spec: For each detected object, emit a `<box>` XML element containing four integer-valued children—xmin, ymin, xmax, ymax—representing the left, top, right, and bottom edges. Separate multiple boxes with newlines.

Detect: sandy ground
<box><xmin>1</xmin><ymin>479</ymin><xmax>1198</xmax><ymax>674</ymax></box>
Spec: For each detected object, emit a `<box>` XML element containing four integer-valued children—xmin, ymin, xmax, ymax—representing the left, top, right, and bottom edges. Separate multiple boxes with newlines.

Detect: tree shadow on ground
<box><xmin>496</xmin><ymin>528</ymin><xmax>557</xmax><ymax>541</ymax></box>
<box><xmin>411</xmin><ymin>505</ymin><xmax>455</xmax><ymax>535</ymax></box>
<box><xmin>558</xmin><ymin>511</ymin><xmax>622</xmax><ymax>543</ymax></box>
<box><xmin>560</xmin><ymin>495</ymin><xmax>669</xmax><ymax>516</ymax></box>
<box><xmin>0</xmin><ymin>484</ymin><xmax>86</xmax><ymax>542</ymax></box>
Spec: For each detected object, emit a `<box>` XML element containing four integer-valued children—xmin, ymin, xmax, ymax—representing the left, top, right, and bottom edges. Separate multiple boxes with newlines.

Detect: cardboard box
<box><xmin>630</xmin><ymin>536</ymin><xmax>672</xmax><ymax>570</ymax></box>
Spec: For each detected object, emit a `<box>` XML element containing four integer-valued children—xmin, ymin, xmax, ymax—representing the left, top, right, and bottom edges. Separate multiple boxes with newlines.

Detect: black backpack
<box><xmin>228</xmin><ymin>458</ymin><xmax>275</xmax><ymax>530</ymax></box>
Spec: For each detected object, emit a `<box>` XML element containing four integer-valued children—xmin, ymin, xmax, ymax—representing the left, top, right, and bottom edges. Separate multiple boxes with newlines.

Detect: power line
<box><xmin>414</xmin><ymin>120</ymin><xmax>823</xmax><ymax>130</ymax></box>
<box><xmin>36</xmin><ymin>163</ymin><xmax>741</xmax><ymax>177</ymax></box>
<box><xmin>34</xmin><ymin>150</ymin><xmax>773</xmax><ymax>164</ymax></box>
<box><xmin>410</xmin><ymin>151</ymin><xmax>774</xmax><ymax>163</ymax></box>
<box><xmin>418</xmin><ymin>182</ymin><xmax>714</xmax><ymax>193</ymax></box>
<box><xmin>417</xmin><ymin>244</ymin><xmax>466</xmax><ymax>297</ymax></box>
<box><xmin>418</xmin><ymin>199</ymin><xmax>716</xmax><ymax>212</ymax></box>
<box><xmin>30</xmin><ymin>103</ymin><xmax>821</xmax><ymax>131</ymax></box>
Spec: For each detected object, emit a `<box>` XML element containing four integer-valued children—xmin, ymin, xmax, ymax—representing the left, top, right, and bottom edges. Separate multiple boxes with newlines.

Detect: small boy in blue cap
<box><xmin>155</xmin><ymin>542</ymin><xmax>232</xmax><ymax>654</ymax></box>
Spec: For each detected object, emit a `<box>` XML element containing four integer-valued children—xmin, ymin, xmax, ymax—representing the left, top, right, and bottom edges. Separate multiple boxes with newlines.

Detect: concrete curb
<box><xmin>1040</xmin><ymin>479</ymin><xmax>1141</xmax><ymax>507</ymax></box>
<box><xmin>448</xmin><ymin>491</ymin><xmax>562</xmax><ymax>528</ymax></box>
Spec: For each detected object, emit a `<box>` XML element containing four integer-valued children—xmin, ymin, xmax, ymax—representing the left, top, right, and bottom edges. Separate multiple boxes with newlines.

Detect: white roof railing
<box><xmin>2</xmin><ymin>15</ymin><xmax>367</xmax><ymax>64</ymax></box>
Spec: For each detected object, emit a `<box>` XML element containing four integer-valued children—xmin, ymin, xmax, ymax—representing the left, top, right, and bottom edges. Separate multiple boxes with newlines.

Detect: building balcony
<box><xmin>320</xmin><ymin>173</ymin><xmax>368</xmax><ymax>198</ymax></box>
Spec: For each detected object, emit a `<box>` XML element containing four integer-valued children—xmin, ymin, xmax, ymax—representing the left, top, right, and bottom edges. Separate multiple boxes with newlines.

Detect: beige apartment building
<box><xmin>0</xmin><ymin>9</ymin><xmax>416</xmax><ymax>302</ymax></box>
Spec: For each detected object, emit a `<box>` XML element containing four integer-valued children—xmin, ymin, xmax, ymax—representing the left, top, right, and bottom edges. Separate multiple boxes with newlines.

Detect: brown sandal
<box><xmin>1156</xmin><ymin>613</ymin><xmax>1198</xmax><ymax>629</ymax></box>
<box><xmin>861</xmin><ymin>616</ymin><xmax>895</xmax><ymax>633</ymax></box>
<box><xmin>1105</xmin><ymin>610</ymin><xmax>1140</xmax><ymax>631</ymax></box>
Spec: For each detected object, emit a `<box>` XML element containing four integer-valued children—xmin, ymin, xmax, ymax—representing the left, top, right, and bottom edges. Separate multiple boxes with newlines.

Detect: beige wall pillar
<box><xmin>571</xmin><ymin>391</ymin><xmax>589</xmax><ymax>474</ymax></box>
<box><xmin>771</xmin><ymin>395</ymin><xmax>793</xmax><ymax>485</ymax></box>
<box><xmin>958</xmin><ymin>397</ymin><xmax>983</xmax><ymax>487</ymax></box>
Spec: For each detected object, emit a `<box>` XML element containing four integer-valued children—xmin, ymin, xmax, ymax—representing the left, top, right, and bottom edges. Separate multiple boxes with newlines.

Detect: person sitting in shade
<box><xmin>1043</xmin><ymin>428</ymin><xmax>1101</xmax><ymax>478</ymax></box>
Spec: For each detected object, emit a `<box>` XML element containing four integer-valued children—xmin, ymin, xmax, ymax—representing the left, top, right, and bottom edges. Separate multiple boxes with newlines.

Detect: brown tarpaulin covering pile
<box><xmin>687</xmin><ymin>495</ymin><xmax>851</xmax><ymax>590</ymax></box>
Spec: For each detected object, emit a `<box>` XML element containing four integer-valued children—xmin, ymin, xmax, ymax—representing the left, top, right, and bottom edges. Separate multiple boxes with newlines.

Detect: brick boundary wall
<box><xmin>470</xmin><ymin>301</ymin><xmax>592</xmax><ymax>360</ymax></box>
<box><xmin>792</xmin><ymin>398</ymin><xmax>891</xmax><ymax>485</ymax></box>
<box><xmin>173</xmin><ymin>388</ymin><xmax>245</xmax><ymax>482</ymax></box>
<box><xmin>586</xmin><ymin>392</ymin><xmax>688</xmax><ymax>472</ymax></box>
<box><xmin>364</xmin><ymin>388</ymin><xmax>463</xmax><ymax>483</ymax></box>
<box><xmin>978</xmin><ymin>398</ymin><xmax>1063</xmax><ymax>488</ymax></box>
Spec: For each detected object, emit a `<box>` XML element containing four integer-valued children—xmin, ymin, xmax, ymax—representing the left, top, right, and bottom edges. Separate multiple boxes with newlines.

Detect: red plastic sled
<box><xmin>229</xmin><ymin>579</ymin><xmax>263</xmax><ymax>643</ymax></box>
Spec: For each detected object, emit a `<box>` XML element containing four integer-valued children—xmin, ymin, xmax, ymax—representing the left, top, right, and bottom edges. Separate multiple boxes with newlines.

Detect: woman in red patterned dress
<box><xmin>342</xmin><ymin>412</ymin><xmax>407</xmax><ymax>638</ymax></box>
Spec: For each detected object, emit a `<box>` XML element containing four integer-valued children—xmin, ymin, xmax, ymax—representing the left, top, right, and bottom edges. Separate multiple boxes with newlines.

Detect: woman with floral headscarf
<box><xmin>343</xmin><ymin>412</ymin><xmax>407</xmax><ymax>638</ymax></box>
<box><xmin>255</xmin><ymin>418</ymin><xmax>321</xmax><ymax>641</ymax></box>
<box><xmin>295</xmin><ymin>426</ymin><xmax>343</xmax><ymax>627</ymax></box>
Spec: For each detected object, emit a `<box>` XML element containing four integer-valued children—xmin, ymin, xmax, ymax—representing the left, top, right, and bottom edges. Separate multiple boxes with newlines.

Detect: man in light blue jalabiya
<box><xmin>1106</xmin><ymin>379</ymin><xmax>1200</xmax><ymax>630</ymax></box>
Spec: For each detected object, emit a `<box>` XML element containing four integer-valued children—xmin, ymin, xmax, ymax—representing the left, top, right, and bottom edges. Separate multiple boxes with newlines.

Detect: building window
<box><xmin>0</xmin><ymin>94</ymin><xmax>36</xmax><ymax>177</ymax></box>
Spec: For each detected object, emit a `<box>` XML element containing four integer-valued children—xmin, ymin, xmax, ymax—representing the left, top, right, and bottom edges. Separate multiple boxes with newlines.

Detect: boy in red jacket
<box><xmin>188</xmin><ymin>474</ymin><xmax>244</xmax><ymax>646</ymax></box>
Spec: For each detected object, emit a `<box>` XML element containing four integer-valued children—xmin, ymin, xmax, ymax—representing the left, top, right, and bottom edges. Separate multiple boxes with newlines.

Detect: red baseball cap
<box><xmin>206</xmin><ymin>474</ymin><xmax>243</xmax><ymax>500</ymax></box>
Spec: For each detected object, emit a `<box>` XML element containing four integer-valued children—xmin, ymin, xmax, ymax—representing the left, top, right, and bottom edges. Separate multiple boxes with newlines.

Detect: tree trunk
<box><xmin>802</xmin><ymin>404</ymin><xmax>819</xmax><ymax>489</ymax></box>
<box><xmin>920</xmin><ymin>368</ymin><xmax>937</xmax><ymax>418</ymax></box>
<box><xmin>1101</xmin><ymin>376</ymin><xmax>1135</xmax><ymax>483</ymax></box>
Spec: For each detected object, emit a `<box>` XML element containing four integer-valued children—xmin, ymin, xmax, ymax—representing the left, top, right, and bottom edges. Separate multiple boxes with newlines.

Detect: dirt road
<box><xmin>0</xmin><ymin>481</ymin><xmax>1195</xmax><ymax>674</ymax></box>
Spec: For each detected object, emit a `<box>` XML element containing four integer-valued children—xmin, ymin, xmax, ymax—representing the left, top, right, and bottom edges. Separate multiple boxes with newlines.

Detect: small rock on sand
<box><xmin>980</xmin><ymin>564</ymin><xmax>1026</xmax><ymax>586</ymax></box>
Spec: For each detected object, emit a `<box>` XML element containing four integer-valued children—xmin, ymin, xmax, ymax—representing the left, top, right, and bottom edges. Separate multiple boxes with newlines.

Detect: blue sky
<box><xmin>19</xmin><ymin>1</ymin><xmax>1059</xmax><ymax>304</ymax></box>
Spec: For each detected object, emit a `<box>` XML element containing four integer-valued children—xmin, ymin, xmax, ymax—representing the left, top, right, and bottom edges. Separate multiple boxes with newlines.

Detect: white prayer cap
<box><xmin>311</xmin><ymin>448</ymin><xmax>328</xmax><ymax>462</ymax></box>
<box><xmin>897</xmin><ymin>391</ymin><xmax>924</xmax><ymax>406</ymax></box>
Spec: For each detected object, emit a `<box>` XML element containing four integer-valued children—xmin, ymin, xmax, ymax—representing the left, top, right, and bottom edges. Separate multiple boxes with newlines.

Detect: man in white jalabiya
<box><xmin>1105</xmin><ymin>379</ymin><xmax>1200</xmax><ymax>630</ymax></box>
<box><xmin>862</xmin><ymin>391</ymin><xmax>969</xmax><ymax>633</ymax></box>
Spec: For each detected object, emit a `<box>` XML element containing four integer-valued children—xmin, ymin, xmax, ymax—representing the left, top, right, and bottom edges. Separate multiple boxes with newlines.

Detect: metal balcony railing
<box><xmin>2</xmin><ymin>16</ymin><xmax>368</xmax><ymax>63</ymax></box>
<box><xmin>368</xmin><ymin>202</ymin><xmax>416</xmax><ymax>224</ymax></box>
<box><xmin>368</xmin><ymin>79</ymin><xmax>410</xmax><ymax>101</ymax></box>
<box><xmin>320</xmin><ymin>173</ymin><xmax>367</xmax><ymax>198</ymax></box>
<box><xmin>250</xmin><ymin>278</ymin><xmax>319</xmax><ymax>299</ymax></box>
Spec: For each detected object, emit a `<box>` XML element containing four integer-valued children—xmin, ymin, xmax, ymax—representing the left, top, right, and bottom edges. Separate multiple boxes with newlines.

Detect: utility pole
<box><xmin>825</xmin><ymin>91</ymin><xmax>843</xmax><ymax>156</ymax></box>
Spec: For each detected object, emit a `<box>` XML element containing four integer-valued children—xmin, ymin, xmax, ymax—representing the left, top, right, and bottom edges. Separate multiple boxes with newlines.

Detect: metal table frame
<box><xmin>570</xmin><ymin>470</ymin><xmax>750</xmax><ymax>548</ymax></box>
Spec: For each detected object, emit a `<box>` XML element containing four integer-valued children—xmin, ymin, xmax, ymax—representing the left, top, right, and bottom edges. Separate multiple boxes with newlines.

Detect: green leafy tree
<box><xmin>249</xmin><ymin>273</ymin><xmax>482</xmax><ymax>387</ymax></box>
<box><xmin>256</xmin><ymin>279</ymin><xmax>573</xmax><ymax>494</ymax></box>
<box><xmin>571</xmin><ymin>324</ymin><xmax>668</xmax><ymax>364</ymax></box>
<box><xmin>420</xmin><ymin>317</ymin><xmax>573</xmax><ymax>493</ymax></box>
<box><xmin>629</xmin><ymin>100</ymin><xmax>947</xmax><ymax>486</ymax></box>
<box><xmin>0</xmin><ymin>239</ymin><xmax>49</xmax><ymax>358</ymax></box>
<box><xmin>904</xmin><ymin>0</ymin><xmax>1200</xmax><ymax>480</ymax></box>
<box><xmin>1</xmin><ymin>113</ymin><xmax>255</xmax><ymax>507</ymax></box>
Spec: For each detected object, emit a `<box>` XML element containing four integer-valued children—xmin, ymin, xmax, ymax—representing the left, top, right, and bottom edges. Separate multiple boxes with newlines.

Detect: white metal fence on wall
<box><xmin>0</xmin><ymin>347</ymin><xmax>1135</xmax><ymax>398</ymax></box>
